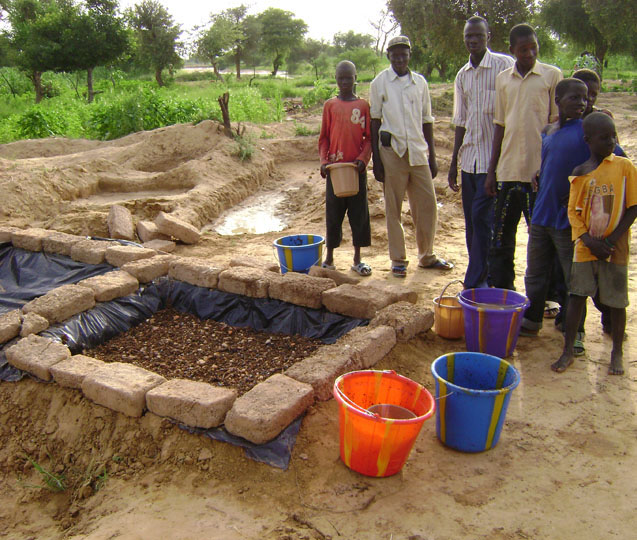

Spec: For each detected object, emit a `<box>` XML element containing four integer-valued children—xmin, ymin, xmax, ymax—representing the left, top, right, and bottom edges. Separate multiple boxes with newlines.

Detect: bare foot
<box><xmin>551</xmin><ymin>353</ymin><xmax>574</xmax><ymax>373</ymax></box>
<box><xmin>609</xmin><ymin>351</ymin><xmax>624</xmax><ymax>375</ymax></box>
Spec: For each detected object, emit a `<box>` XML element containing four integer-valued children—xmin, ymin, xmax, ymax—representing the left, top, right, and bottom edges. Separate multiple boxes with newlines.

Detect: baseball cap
<box><xmin>387</xmin><ymin>35</ymin><xmax>411</xmax><ymax>51</ymax></box>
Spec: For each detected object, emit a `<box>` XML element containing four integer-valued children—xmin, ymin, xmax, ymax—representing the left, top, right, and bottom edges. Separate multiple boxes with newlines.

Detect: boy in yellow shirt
<box><xmin>553</xmin><ymin>113</ymin><xmax>637</xmax><ymax>375</ymax></box>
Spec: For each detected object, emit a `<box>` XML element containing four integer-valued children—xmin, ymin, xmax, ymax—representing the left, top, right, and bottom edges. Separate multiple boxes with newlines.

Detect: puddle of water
<box><xmin>207</xmin><ymin>191</ymin><xmax>290</xmax><ymax>235</ymax></box>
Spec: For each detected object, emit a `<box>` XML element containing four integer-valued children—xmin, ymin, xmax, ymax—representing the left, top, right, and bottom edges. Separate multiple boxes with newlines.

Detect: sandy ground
<box><xmin>0</xmin><ymin>88</ymin><xmax>636</xmax><ymax>540</ymax></box>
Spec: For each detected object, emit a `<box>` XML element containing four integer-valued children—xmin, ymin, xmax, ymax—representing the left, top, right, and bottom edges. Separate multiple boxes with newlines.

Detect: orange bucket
<box><xmin>333</xmin><ymin>370</ymin><xmax>435</xmax><ymax>477</ymax></box>
<box><xmin>327</xmin><ymin>162</ymin><xmax>359</xmax><ymax>197</ymax></box>
<box><xmin>433</xmin><ymin>280</ymin><xmax>464</xmax><ymax>339</ymax></box>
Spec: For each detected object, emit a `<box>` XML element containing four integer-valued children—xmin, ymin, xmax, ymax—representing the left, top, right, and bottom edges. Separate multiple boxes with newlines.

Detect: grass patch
<box><xmin>294</xmin><ymin>122</ymin><xmax>320</xmax><ymax>136</ymax></box>
<box><xmin>19</xmin><ymin>454</ymin><xmax>66</xmax><ymax>492</ymax></box>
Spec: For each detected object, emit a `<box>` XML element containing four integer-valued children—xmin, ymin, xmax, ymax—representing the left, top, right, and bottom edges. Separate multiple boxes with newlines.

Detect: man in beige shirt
<box><xmin>370</xmin><ymin>35</ymin><xmax>453</xmax><ymax>277</ymax></box>
<box><xmin>485</xmin><ymin>23</ymin><xmax>562</xmax><ymax>290</ymax></box>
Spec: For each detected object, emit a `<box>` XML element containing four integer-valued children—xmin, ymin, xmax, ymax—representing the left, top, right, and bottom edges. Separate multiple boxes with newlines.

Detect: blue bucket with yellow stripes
<box><xmin>273</xmin><ymin>234</ymin><xmax>324</xmax><ymax>274</ymax></box>
<box><xmin>431</xmin><ymin>352</ymin><xmax>520</xmax><ymax>453</ymax></box>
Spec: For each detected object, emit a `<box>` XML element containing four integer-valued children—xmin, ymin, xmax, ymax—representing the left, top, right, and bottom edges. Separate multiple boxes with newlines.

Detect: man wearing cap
<box><xmin>370</xmin><ymin>35</ymin><xmax>453</xmax><ymax>277</ymax></box>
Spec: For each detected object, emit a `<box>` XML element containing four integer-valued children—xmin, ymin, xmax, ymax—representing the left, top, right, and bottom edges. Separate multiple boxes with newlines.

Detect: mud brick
<box><xmin>369</xmin><ymin>301</ymin><xmax>434</xmax><ymax>341</ymax></box>
<box><xmin>70</xmin><ymin>239</ymin><xmax>114</xmax><ymax>265</ymax></box>
<box><xmin>142</xmin><ymin>239</ymin><xmax>176</xmax><ymax>253</ymax></box>
<box><xmin>168</xmin><ymin>257</ymin><xmax>223</xmax><ymax>289</ymax></box>
<box><xmin>285</xmin><ymin>343</ymin><xmax>358</xmax><ymax>401</ymax></box>
<box><xmin>217</xmin><ymin>266</ymin><xmax>270</xmax><ymax>298</ymax></box>
<box><xmin>146</xmin><ymin>379</ymin><xmax>237</xmax><ymax>429</ymax></box>
<box><xmin>50</xmin><ymin>354</ymin><xmax>106</xmax><ymax>389</ymax></box>
<box><xmin>105</xmin><ymin>245</ymin><xmax>155</xmax><ymax>267</ymax></box>
<box><xmin>0</xmin><ymin>309</ymin><xmax>22</xmax><ymax>344</ymax></box>
<box><xmin>321</xmin><ymin>283</ymin><xmax>395</xmax><ymax>319</ymax></box>
<box><xmin>365</xmin><ymin>279</ymin><xmax>419</xmax><ymax>304</ymax></box>
<box><xmin>82</xmin><ymin>362</ymin><xmax>166</xmax><ymax>418</ymax></box>
<box><xmin>11</xmin><ymin>228</ymin><xmax>53</xmax><ymax>251</ymax></box>
<box><xmin>78</xmin><ymin>271</ymin><xmax>139</xmax><ymax>302</ymax></box>
<box><xmin>121</xmin><ymin>255</ymin><xmax>174</xmax><ymax>283</ymax></box>
<box><xmin>155</xmin><ymin>211</ymin><xmax>201</xmax><ymax>244</ymax></box>
<box><xmin>41</xmin><ymin>232</ymin><xmax>84</xmax><ymax>257</ymax></box>
<box><xmin>107</xmin><ymin>205</ymin><xmax>135</xmax><ymax>241</ymax></box>
<box><xmin>224</xmin><ymin>374</ymin><xmax>314</xmax><ymax>444</ymax></box>
<box><xmin>339</xmin><ymin>325</ymin><xmax>397</xmax><ymax>369</ymax></box>
<box><xmin>20</xmin><ymin>312</ymin><xmax>49</xmax><ymax>337</ymax></box>
<box><xmin>136</xmin><ymin>220</ymin><xmax>170</xmax><ymax>243</ymax></box>
<box><xmin>308</xmin><ymin>265</ymin><xmax>359</xmax><ymax>285</ymax></box>
<box><xmin>5</xmin><ymin>335</ymin><xmax>71</xmax><ymax>381</ymax></box>
<box><xmin>22</xmin><ymin>284</ymin><xmax>95</xmax><ymax>324</ymax></box>
<box><xmin>229</xmin><ymin>256</ymin><xmax>281</xmax><ymax>274</ymax></box>
<box><xmin>0</xmin><ymin>226</ymin><xmax>20</xmax><ymax>243</ymax></box>
<box><xmin>268</xmin><ymin>272</ymin><xmax>336</xmax><ymax>309</ymax></box>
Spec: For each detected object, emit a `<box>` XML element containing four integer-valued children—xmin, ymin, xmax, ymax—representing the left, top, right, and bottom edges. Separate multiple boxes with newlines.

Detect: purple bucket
<box><xmin>457</xmin><ymin>288</ymin><xmax>530</xmax><ymax>358</ymax></box>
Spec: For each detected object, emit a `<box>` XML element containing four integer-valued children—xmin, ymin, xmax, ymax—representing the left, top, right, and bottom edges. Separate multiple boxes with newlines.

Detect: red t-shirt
<box><xmin>318</xmin><ymin>97</ymin><xmax>371</xmax><ymax>166</ymax></box>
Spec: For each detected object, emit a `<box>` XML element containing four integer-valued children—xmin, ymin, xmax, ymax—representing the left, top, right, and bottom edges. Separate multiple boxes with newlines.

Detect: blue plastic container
<box><xmin>430</xmin><ymin>352</ymin><xmax>520</xmax><ymax>453</ymax></box>
<box><xmin>457</xmin><ymin>288</ymin><xmax>530</xmax><ymax>358</ymax></box>
<box><xmin>273</xmin><ymin>234</ymin><xmax>324</xmax><ymax>274</ymax></box>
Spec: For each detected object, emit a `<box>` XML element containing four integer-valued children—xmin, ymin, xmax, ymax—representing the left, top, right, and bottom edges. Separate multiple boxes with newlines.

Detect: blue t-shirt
<box><xmin>531</xmin><ymin>119</ymin><xmax>624</xmax><ymax>229</ymax></box>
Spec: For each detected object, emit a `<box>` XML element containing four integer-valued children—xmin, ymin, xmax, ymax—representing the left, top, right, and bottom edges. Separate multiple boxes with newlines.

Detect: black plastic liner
<box><xmin>2</xmin><ymin>276</ymin><xmax>367</xmax><ymax>468</ymax></box>
<box><xmin>0</xmin><ymin>243</ymin><xmax>113</xmax><ymax>314</ymax></box>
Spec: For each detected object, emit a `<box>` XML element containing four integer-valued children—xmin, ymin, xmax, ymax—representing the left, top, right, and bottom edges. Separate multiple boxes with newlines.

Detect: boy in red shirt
<box><xmin>319</xmin><ymin>60</ymin><xmax>372</xmax><ymax>276</ymax></box>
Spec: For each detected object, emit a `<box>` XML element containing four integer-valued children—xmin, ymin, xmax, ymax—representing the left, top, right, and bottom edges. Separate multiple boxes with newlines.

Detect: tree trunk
<box><xmin>235</xmin><ymin>49</ymin><xmax>241</xmax><ymax>80</ymax></box>
<box><xmin>218</xmin><ymin>92</ymin><xmax>232</xmax><ymax>138</ymax></box>
<box><xmin>31</xmin><ymin>71</ymin><xmax>44</xmax><ymax>103</ymax></box>
<box><xmin>87</xmin><ymin>67</ymin><xmax>94</xmax><ymax>103</ymax></box>
<box><xmin>155</xmin><ymin>67</ymin><xmax>164</xmax><ymax>87</ymax></box>
<box><xmin>212</xmin><ymin>63</ymin><xmax>223</xmax><ymax>81</ymax></box>
<box><xmin>594</xmin><ymin>44</ymin><xmax>608</xmax><ymax>79</ymax></box>
<box><xmin>271</xmin><ymin>54</ymin><xmax>281</xmax><ymax>77</ymax></box>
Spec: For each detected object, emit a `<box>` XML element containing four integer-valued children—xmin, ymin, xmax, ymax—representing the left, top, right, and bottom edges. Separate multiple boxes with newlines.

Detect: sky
<box><xmin>118</xmin><ymin>0</ymin><xmax>396</xmax><ymax>43</ymax></box>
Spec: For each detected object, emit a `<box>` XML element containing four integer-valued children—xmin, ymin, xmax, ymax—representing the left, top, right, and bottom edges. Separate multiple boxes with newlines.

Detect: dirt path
<box><xmin>1</xmin><ymin>90</ymin><xmax>636</xmax><ymax>540</ymax></box>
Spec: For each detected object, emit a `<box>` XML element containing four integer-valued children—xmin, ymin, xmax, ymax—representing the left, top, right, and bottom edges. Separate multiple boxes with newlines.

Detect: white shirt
<box><xmin>452</xmin><ymin>49</ymin><xmax>515</xmax><ymax>174</ymax></box>
<box><xmin>370</xmin><ymin>67</ymin><xmax>434</xmax><ymax>166</ymax></box>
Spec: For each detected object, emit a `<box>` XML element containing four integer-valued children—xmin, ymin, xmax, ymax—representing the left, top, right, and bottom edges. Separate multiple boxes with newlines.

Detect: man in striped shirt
<box><xmin>449</xmin><ymin>16</ymin><xmax>514</xmax><ymax>288</ymax></box>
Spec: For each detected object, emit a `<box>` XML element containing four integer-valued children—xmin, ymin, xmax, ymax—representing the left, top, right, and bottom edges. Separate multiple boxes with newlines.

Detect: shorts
<box><xmin>570</xmin><ymin>261</ymin><xmax>628</xmax><ymax>308</ymax></box>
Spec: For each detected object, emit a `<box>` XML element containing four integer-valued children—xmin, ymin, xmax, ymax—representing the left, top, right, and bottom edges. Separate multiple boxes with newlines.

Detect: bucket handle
<box><xmin>459</xmin><ymin>296</ymin><xmax>529</xmax><ymax>310</ymax></box>
<box><xmin>334</xmin><ymin>370</ymin><xmax>400</xmax><ymax>418</ymax></box>
<box><xmin>435</xmin><ymin>279</ymin><xmax>464</xmax><ymax>306</ymax></box>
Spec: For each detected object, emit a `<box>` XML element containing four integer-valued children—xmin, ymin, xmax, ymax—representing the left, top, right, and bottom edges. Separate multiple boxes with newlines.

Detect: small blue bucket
<box><xmin>273</xmin><ymin>234</ymin><xmax>324</xmax><ymax>274</ymax></box>
<box><xmin>430</xmin><ymin>352</ymin><xmax>520</xmax><ymax>453</ymax></box>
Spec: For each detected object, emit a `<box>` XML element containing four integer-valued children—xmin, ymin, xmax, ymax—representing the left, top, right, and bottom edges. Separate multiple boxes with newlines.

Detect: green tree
<box><xmin>340</xmin><ymin>48</ymin><xmax>382</xmax><ymax>76</ymax></box>
<box><xmin>388</xmin><ymin>0</ymin><xmax>532</xmax><ymax>79</ymax></box>
<box><xmin>333</xmin><ymin>31</ymin><xmax>374</xmax><ymax>53</ymax></box>
<box><xmin>288</xmin><ymin>38</ymin><xmax>331</xmax><ymax>78</ymax></box>
<box><xmin>540</xmin><ymin>0</ymin><xmax>637</xmax><ymax>68</ymax></box>
<box><xmin>70</xmin><ymin>1</ymin><xmax>129</xmax><ymax>102</ymax></box>
<box><xmin>126</xmin><ymin>0</ymin><xmax>182</xmax><ymax>87</ymax></box>
<box><xmin>256</xmin><ymin>8</ymin><xmax>307</xmax><ymax>76</ymax></box>
<box><xmin>225</xmin><ymin>5</ymin><xmax>248</xmax><ymax>79</ymax></box>
<box><xmin>196</xmin><ymin>12</ymin><xmax>242</xmax><ymax>80</ymax></box>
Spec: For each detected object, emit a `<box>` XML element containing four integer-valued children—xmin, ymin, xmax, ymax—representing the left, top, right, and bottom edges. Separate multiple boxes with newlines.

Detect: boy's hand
<box><xmin>582</xmin><ymin>234</ymin><xmax>613</xmax><ymax>260</ymax></box>
<box><xmin>448</xmin><ymin>159</ymin><xmax>459</xmax><ymax>192</ymax></box>
<box><xmin>373</xmin><ymin>160</ymin><xmax>385</xmax><ymax>182</ymax></box>
<box><xmin>355</xmin><ymin>160</ymin><xmax>366</xmax><ymax>173</ymax></box>
<box><xmin>320</xmin><ymin>164</ymin><xmax>328</xmax><ymax>178</ymax></box>
<box><xmin>485</xmin><ymin>171</ymin><xmax>497</xmax><ymax>197</ymax></box>
<box><xmin>429</xmin><ymin>155</ymin><xmax>438</xmax><ymax>179</ymax></box>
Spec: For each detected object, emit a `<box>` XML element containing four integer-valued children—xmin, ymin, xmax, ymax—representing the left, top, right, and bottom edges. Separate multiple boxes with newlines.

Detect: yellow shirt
<box><xmin>494</xmin><ymin>61</ymin><xmax>562</xmax><ymax>183</ymax></box>
<box><xmin>569</xmin><ymin>154</ymin><xmax>637</xmax><ymax>265</ymax></box>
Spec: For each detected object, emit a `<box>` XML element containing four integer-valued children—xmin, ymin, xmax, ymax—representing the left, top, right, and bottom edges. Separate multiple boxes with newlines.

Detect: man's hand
<box><xmin>448</xmin><ymin>159</ymin><xmax>459</xmax><ymax>192</ymax></box>
<box><xmin>583</xmin><ymin>234</ymin><xmax>613</xmax><ymax>260</ymax></box>
<box><xmin>355</xmin><ymin>160</ymin><xmax>366</xmax><ymax>173</ymax></box>
<box><xmin>320</xmin><ymin>164</ymin><xmax>328</xmax><ymax>179</ymax></box>
<box><xmin>429</xmin><ymin>155</ymin><xmax>438</xmax><ymax>179</ymax></box>
<box><xmin>372</xmin><ymin>160</ymin><xmax>385</xmax><ymax>182</ymax></box>
<box><xmin>485</xmin><ymin>171</ymin><xmax>497</xmax><ymax>197</ymax></box>
<box><xmin>531</xmin><ymin>170</ymin><xmax>540</xmax><ymax>192</ymax></box>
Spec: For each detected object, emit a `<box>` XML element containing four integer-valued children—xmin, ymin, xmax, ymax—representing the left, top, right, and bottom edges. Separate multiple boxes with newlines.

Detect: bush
<box><xmin>302</xmin><ymin>79</ymin><xmax>335</xmax><ymax>108</ymax></box>
<box><xmin>17</xmin><ymin>107</ymin><xmax>68</xmax><ymax>139</ymax></box>
<box><xmin>234</xmin><ymin>133</ymin><xmax>255</xmax><ymax>161</ymax></box>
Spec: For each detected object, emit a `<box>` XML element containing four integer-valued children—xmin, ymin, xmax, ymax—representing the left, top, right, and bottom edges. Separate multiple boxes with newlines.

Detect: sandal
<box><xmin>391</xmin><ymin>265</ymin><xmax>407</xmax><ymax>278</ymax></box>
<box><xmin>351</xmin><ymin>262</ymin><xmax>372</xmax><ymax>277</ymax></box>
<box><xmin>419</xmin><ymin>258</ymin><xmax>454</xmax><ymax>271</ymax></box>
<box><xmin>573</xmin><ymin>331</ymin><xmax>585</xmax><ymax>357</ymax></box>
<box><xmin>544</xmin><ymin>301</ymin><xmax>560</xmax><ymax>319</ymax></box>
<box><xmin>321</xmin><ymin>262</ymin><xmax>335</xmax><ymax>270</ymax></box>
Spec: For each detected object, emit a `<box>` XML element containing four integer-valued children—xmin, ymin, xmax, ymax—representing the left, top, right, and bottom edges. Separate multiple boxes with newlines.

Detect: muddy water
<box><xmin>207</xmin><ymin>190</ymin><xmax>290</xmax><ymax>235</ymax></box>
